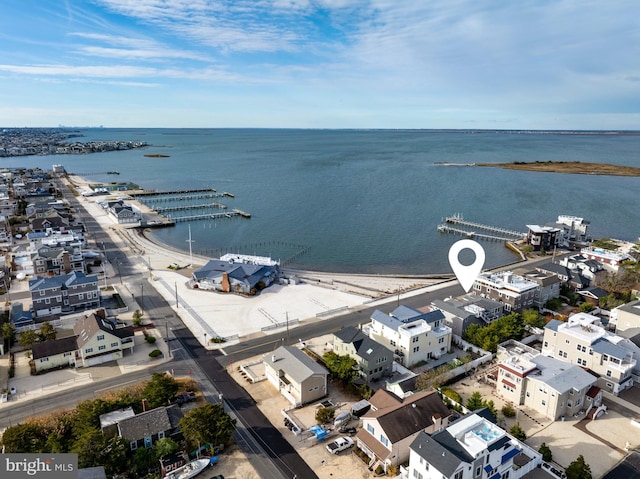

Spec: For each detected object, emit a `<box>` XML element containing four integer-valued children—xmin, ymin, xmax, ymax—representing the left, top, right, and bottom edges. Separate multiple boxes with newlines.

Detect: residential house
<box><xmin>263</xmin><ymin>345</ymin><xmax>328</xmax><ymax>406</ymax></box>
<box><xmin>31</xmin><ymin>336</ymin><xmax>79</xmax><ymax>373</ymax></box>
<box><xmin>33</xmin><ymin>245</ymin><xmax>86</xmax><ymax>276</ymax></box>
<box><xmin>332</xmin><ymin>326</ymin><xmax>393</xmax><ymax>381</ymax></box>
<box><xmin>431</xmin><ymin>296</ymin><xmax>502</xmax><ymax>337</ymax></box>
<box><xmin>580</xmin><ymin>246</ymin><xmax>632</xmax><ymax>272</ymax></box>
<box><xmin>106</xmin><ymin>200</ymin><xmax>140</xmax><ymax>224</ymax></box>
<box><xmin>553</xmin><ymin>215</ymin><xmax>591</xmax><ymax>244</ymax></box>
<box><xmin>525</xmin><ymin>224</ymin><xmax>561</xmax><ymax>251</ymax></box>
<box><xmin>29</xmin><ymin>272</ymin><xmax>100</xmax><ymax>318</ymax></box>
<box><xmin>515</xmin><ymin>269</ymin><xmax>561</xmax><ymax>308</ymax></box>
<box><xmin>31</xmin><ymin>312</ymin><xmax>134</xmax><ymax>372</ymax></box>
<box><xmin>355</xmin><ymin>389</ymin><xmax>450</xmax><ymax>473</ymax></box>
<box><xmin>73</xmin><ymin>312</ymin><xmax>134</xmax><ymax>367</ymax></box>
<box><xmin>558</xmin><ymin>254</ymin><xmax>606</xmax><ymax>282</ymax></box>
<box><xmin>577</xmin><ymin>286</ymin><xmax>609</xmax><ymax>306</ymax></box>
<box><xmin>611</xmin><ymin>300</ymin><xmax>640</xmax><ymax>340</ymax></box>
<box><xmin>542</xmin><ymin>313</ymin><xmax>638</xmax><ymax>395</ymax></box>
<box><xmin>369</xmin><ymin>305</ymin><xmax>452</xmax><ymax>367</ymax></box>
<box><xmin>117</xmin><ymin>405</ymin><xmax>183</xmax><ymax>451</ymax></box>
<box><xmin>192</xmin><ymin>257</ymin><xmax>279</xmax><ymax>295</ymax></box>
<box><xmin>496</xmin><ymin>340</ymin><xmax>599</xmax><ymax>420</ymax></box>
<box><xmin>29</xmin><ymin>211</ymin><xmax>69</xmax><ymax>234</ymax></box>
<box><xmin>407</xmin><ymin>410</ymin><xmax>542</xmax><ymax>479</ymax></box>
<box><xmin>535</xmin><ymin>262</ymin><xmax>590</xmax><ymax>290</ymax></box>
<box><xmin>471</xmin><ymin>271</ymin><xmax>539</xmax><ymax>313</ymax></box>
<box><xmin>77</xmin><ymin>467</ymin><xmax>107</xmax><ymax>479</ymax></box>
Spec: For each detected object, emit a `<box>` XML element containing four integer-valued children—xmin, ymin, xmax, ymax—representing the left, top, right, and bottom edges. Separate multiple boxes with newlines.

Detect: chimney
<box><xmin>272</xmin><ymin>354</ymin><xmax>277</xmax><ymax>363</ymax></box>
<box><xmin>221</xmin><ymin>272</ymin><xmax>230</xmax><ymax>293</ymax></box>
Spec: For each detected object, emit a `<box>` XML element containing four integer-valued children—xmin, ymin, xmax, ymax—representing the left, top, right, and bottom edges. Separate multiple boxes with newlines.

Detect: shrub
<box><xmin>501</xmin><ymin>404</ymin><xmax>516</xmax><ymax>418</ymax></box>
<box><xmin>538</xmin><ymin>443</ymin><xmax>552</xmax><ymax>462</ymax></box>
<box><xmin>145</xmin><ymin>335</ymin><xmax>156</xmax><ymax>344</ymax></box>
<box><xmin>315</xmin><ymin>406</ymin><xmax>335</xmax><ymax>425</ymax></box>
<box><xmin>149</xmin><ymin>349</ymin><xmax>163</xmax><ymax>358</ymax></box>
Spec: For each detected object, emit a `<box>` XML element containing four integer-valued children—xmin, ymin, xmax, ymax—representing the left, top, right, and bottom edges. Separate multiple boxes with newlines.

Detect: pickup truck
<box><xmin>326</xmin><ymin>436</ymin><xmax>354</xmax><ymax>454</ymax></box>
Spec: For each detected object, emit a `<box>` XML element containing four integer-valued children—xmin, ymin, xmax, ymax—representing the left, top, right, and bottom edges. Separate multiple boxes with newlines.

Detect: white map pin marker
<box><xmin>448</xmin><ymin>239</ymin><xmax>485</xmax><ymax>293</ymax></box>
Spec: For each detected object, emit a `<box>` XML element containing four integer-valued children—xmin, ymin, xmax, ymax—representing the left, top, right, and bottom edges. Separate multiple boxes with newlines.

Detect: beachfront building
<box><xmin>515</xmin><ymin>269</ymin><xmax>562</xmax><ymax>308</ymax></box>
<box><xmin>263</xmin><ymin>345</ymin><xmax>328</xmax><ymax>407</ymax></box>
<box><xmin>369</xmin><ymin>305</ymin><xmax>452</xmax><ymax>367</ymax></box>
<box><xmin>104</xmin><ymin>200</ymin><xmax>141</xmax><ymax>224</ymax></box>
<box><xmin>332</xmin><ymin>326</ymin><xmax>393</xmax><ymax>382</ymax></box>
<box><xmin>542</xmin><ymin>313</ymin><xmax>638</xmax><ymax>395</ymax></box>
<box><xmin>471</xmin><ymin>271</ymin><xmax>539</xmax><ymax>313</ymax></box>
<box><xmin>496</xmin><ymin>340</ymin><xmax>599</xmax><ymax>420</ymax></box>
<box><xmin>526</xmin><ymin>225</ymin><xmax>561</xmax><ymax>252</ymax></box>
<box><xmin>29</xmin><ymin>271</ymin><xmax>100</xmax><ymax>318</ymax></box>
<box><xmin>558</xmin><ymin>254</ymin><xmax>606</xmax><ymax>282</ymax></box>
<box><xmin>407</xmin><ymin>410</ymin><xmax>542</xmax><ymax>479</ymax></box>
<box><xmin>355</xmin><ymin>389</ymin><xmax>450</xmax><ymax>474</ymax></box>
<box><xmin>535</xmin><ymin>262</ymin><xmax>590</xmax><ymax>290</ymax></box>
<box><xmin>33</xmin><ymin>245</ymin><xmax>86</xmax><ymax>276</ymax></box>
<box><xmin>191</xmin><ymin>257</ymin><xmax>279</xmax><ymax>295</ymax></box>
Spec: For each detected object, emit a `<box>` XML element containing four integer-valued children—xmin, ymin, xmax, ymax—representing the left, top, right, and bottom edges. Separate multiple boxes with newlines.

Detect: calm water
<box><xmin>5</xmin><ymin>129</ymin><xmax>640</xmax><ymax>274</ymax></box>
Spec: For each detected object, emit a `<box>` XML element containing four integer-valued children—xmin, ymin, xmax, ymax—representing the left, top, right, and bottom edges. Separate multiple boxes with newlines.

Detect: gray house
<box><xmin>29</xmin><ymin>272</ymin><xmax>100</xmax><ymax>318</ymax></box>
<box><xmin>116</xmin><ymin>405</ymin><xmax>183</xmax><ymax>451</ymax></box>
<box><xmin>333</xmin><ymin>326</ymin><xmax>393</xmax><ymax>381</ymax></box>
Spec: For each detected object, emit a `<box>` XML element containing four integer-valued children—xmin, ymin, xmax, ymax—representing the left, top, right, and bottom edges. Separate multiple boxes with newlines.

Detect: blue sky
<box><xmin>1</xmin><ymin>0</ymin><xmax>638</xmax><ymax>129</ymax></box>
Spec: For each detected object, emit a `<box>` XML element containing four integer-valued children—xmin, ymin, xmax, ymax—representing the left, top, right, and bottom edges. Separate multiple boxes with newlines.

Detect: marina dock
<box><xmin>438</xmin><ymin>213</ymin><xmax>526</xmax><ymax>242</ymax></box>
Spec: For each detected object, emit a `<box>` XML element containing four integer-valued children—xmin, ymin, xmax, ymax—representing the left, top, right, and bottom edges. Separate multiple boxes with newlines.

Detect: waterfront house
<box><xmin>407</xmin><ymin>410</ymin><xmax>542</xmax><ymax>479</ymax></box>
<box><xmin>369</xmin><ymin>305</ymin><xmax>452</xmax><ymax>367</ymax></box>
<box><xmin>29</xmin><ymin>271</ymin><xmax>100</xmax><ymax>318</ymax></box>
<box><xmin>431</xmin><ymin>296</ymin><xmax>502</xmax><ymax>337</ymax></box>
<box><xmin>33</xmin><ymin>245</ymin><xmax>86</xmax><ymax>276</ymax></box>
<box><xmin>332</xmin><ymin>326</ymin><xmax>393</xmax><ymax>382</ymax></box>
<box><xmin>535</xmin><ymin>262</ymin><xmax>590</xmax><ymax>290</ymax></box>
<box><xmin>355</xmin><ymin>389</ymin><xmax>450</xmax><ymax>473</ymax></box>
<box><xmin>192</xmin><ymin>258</ymin><xmax>279</xmax><ymax>295</ymax></box>
<box><xmin>263</xmin><ymin>345</ymin><xmax>328</xmax><ymax>406</ymax></box>
<box><xmin>611</xmin><ymin>299</ymin><xmax>640</xmax><ymax>339</ymax></box>
<box><xmin>516</xmin><ymin>269</ymin><xmax>562</xmax><ymax>308</ymax></box>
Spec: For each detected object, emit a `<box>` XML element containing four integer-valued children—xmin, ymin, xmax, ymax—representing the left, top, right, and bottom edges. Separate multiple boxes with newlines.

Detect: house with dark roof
<box><xmin>355</xmin><ymin>389</ymin><xmax>450</xmax><ymax>473</ymax></box>
<box><xmin>333</xmin><ymin>326</ymin><xmax>393</xmax><ymax>381</ymax></box>
<box><xmin>33</xmin><ymin>245</ymin><xmax>86</xmax><ymax>276</ymax></box>
<box><xmin>30</xmin><ymin>312</ymin><xmax>134</xmax><ymax>372</ymax></box>
<box><xmin>31</xmin><ymin>336</ymin><xmax>78</xmax><ymax>373</ymax></box>
<box><xmin>408</xmin><ymin>410</ymin><xmax>541</xmax><ymax>479</ymax></box>
<box><xmin>263</xmin><ymin>345</ymin><xmax>328</xmax><ymax>406</ymax></box>
<box><xmin>29</xmin><ymin>211</ymin><xmax>69</xmax><ymax>233</ymax></box>
<box><xmin>612</xmin><ymin>299</ymin><xmax>640</xmax><ymax>340</ymax></box>
<box><xmin>535</xmin><ymin>262</ymin><xmax>590</xmax><ymax>290</ymax></box>
<box><xmin>577</xmin><ymin>286</ymin><xmax>609</xmax><ymax>305</ymax></box>
<box><xmin>369</xmin><ymin>305</ymin><xmax>452</xmax><ymax>367</ymax></box>
<box><xmin>29</xmin><ymin>271</ymin><xmax>100</xmax><ymax>318</ymax></box>
<box><xmin>116</xmin><ymin>405</ymin><xmax>183</xmax><ymax>451</ymax></box>
<box><xmin>106</xmin><ymin>200</ymin><xmax>140</xmax><ymax>224</ymax></box>
<box><xmin>431</xmin><ymin>297</ymin><xmax>500</xmax><ymax>337</ymax></box>
<box><xmin>73</xmin><ymin>312</ymin><xmax>134</xmax><ymax>367</ymax></box>
<box><xmin>192</xmin><ymin>258</ymin><xmax>279</xmax><ymax>295</ymax></box>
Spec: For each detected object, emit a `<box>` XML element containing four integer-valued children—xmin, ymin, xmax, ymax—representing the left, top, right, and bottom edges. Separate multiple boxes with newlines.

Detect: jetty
<box><xmin>438</xmin><ymin>213</ymin><xmax>526</xmax><ymax>242</ymax></box>
<box><xmin>155</xmin><ymin>202</ymin><xmax>227</xmax><ymax>213</ymax></box>
<box><xmin>132</xmin><ymin>188</ymin><xmax>216</xmax><ymax>197</ymax></box>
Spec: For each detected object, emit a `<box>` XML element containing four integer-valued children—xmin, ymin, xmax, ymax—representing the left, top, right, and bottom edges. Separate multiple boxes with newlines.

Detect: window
<box><xmin>98</xmin><ymin>345</ymin><xmax>106</xmax><ymax>351</ymax></box>
<box><xmin>562</xmin><ymin>351</ymin><xmax>567</xmax><ymax>358</ymax></box>
<box><xmin>367</xmin><ymin>424</ymin><xmax>375</xmax><ymax>435</ymax></box>
<box><xmin>97</xmin><ymin>334</ymin><xmax>105</xmax><ymax>341</ymax></box>
<box><xmin>85</xmin><ymin>348</ymin><xmax>93</xmax><ymax>353</ymax></box>
<box><xmin>603</xmin><ymin>354</ymin><xmax>609</xmax><ymax>362</ymax></box>
<box><xmin>567</xmin><ymin>401</ymin><xmax>572</xmax><ymax>408</ymax></box>
<box><xmin>476</xmin><ymin>466</ymin><xmax>482</xmax><ymax>477</ymax></box>
<box><xmin>412</xmin><ymin>471</ymin><xmax>423</xmax><ymax>479</ymax></box>
<box><xmin>379</xmin><ymin>434</ymin><xmax>388</xmax><ymax>447</ymax></box>
<box><xmin>542</xmin><ymin>400</ymin><xmax>546</xmax><ymax>406</ymax></box>
<box><xmin>606</xmin><ymin>370</ymin><xmax>612</xmax><ymax>377</ymax></box>
<box><xmin>111</xmin><ymin>342</ymin><xmax>118</xmax><ymax>347</ymax></box>
<box><xmin>158</xmin><ymin>431</ymin><xmax>165</xmax><ymax>439</ymax></box>
<box><xmin>565</xmin><ymin>339</ymin><xmax>570</xmax><ymax>344</ymax></box>
<box><xmin>454</xmin><ymin>471</ymin><xmax>463</xmax><ymax>479</ymax></box>
<box><xmin>412</xmin><ymin>336</ymin><xmax>419</xmax><ymax>343</ymax></box>
<box><xmin>45</xmin><ymin>298</ymin><xmax>50</xmax><ymax>304</ymax></box>
<box><xmin>78</xmin><ymin>294</ymin><xmax>83</xmax><ymax>300</ymax></box>
<box><xmin>40</xmin><ymin>358</ymin><xmax>49</xmax><ymax>362</ymax></box>
<box><xmin>130</xmin><ymin>441</ymin><xmax>137</xmax><ymax>451</ymax></box>
<box><xmin>64</xmin><ymin>352</ymin><xmax>72</xmax><ymax>357</ymax></box>
<box><xmin>439</xmin><ymin>337</ymin><xmax>445</xmax><ymax>343</ymax></box>
<box><xmin>413</xmin><ymin>346</ymin><xmax>420</xmax><ymax>353</ymax></box>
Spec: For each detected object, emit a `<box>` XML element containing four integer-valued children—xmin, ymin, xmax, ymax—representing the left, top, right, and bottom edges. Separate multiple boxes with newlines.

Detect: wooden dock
<box><xmin>155</xmin><ymin>202</ymin><xmax>227</xmax><ymax>213</ymax></box>
<box><xmin>438</xmin><ymin>213</ymin><xmax>526</xmax><ymax>242</ymax></box>
<box><xmin>133</xmin><ymin>188</ymin><xmax>216</xmax><ymax>197</ymax></box>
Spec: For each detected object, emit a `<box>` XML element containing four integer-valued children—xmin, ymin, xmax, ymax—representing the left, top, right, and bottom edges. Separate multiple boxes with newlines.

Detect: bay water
<box><xmin>5</xmin><ymin>129</ymin><xmax>639</xmax><ymax>274</ymax></box>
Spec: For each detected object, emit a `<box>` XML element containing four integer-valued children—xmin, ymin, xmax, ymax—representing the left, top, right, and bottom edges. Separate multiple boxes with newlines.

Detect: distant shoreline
<box><xmin>437</xmin><ymin>161</ymin><xmax>640</xmax><ymax>176</ymax></box>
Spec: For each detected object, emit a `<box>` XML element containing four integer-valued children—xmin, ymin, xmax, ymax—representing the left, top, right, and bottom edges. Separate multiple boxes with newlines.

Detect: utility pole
<box><xmin>186</xmin><ymin>224</ymin><xmax>195</xmax><ymax>267</ymax></box>
<box><xmin>140</xmin><ymin>283</ymin><xmax>144</xmax><ymax>313</ymax></box>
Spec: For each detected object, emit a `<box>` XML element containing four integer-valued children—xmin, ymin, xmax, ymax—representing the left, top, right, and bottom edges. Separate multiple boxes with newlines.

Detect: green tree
<box><xmin>154</xmin><ymin>437</ymin><xmax>180</xmax><ymax>459</ymax></box>
<box><xmin>509</xmin><ymin>423</ymin><xmax>526</xmax><ymax>441</ymax></box>
<box><xmin>130</xmin><ymin>448</ymin><xmax>157</xmax><ymax>478</ymax></box>
<box><xmin>501</xmin><ymin>404</ymin><xmax>516</xmax><ymax>418</ymax></box>
<box><xmin>538</xmin><ymin>443</ymin><xmax>552</xmax><ymax>462</ymax></box>
<box><xmin>71</xmin><ymin>429</ymin><xmax>128</xmax><ymax>476</ymax></box>
<box><xmin>465</xmin><ymin>391</ymin><xmax>484</xmax><ymax>411</ymax></box>
<box><xmin>19</xmin><ymin>329</ymin><xmax>39</xmax><ymax>347</ymax></box>
<box><xmin>322</xmin><ymin>351</ymin><xmax>358</xmax><ymax>383</ymax></box>
<box><xmin>522</xmin><ymin>309</ymin><xmax>546</xmax><ymax>328</ymax></box>
<box><xmin>566</xmin><ymin>455</ymin><xmax>592</xmax><ymax>479</ymax></box>
<box><xmin>578</xmin><ymin>302</ymin><xmax>593</xmax><ymax>313</ymax></box>
<box><xmin>179</xmin><ymin>403</ymin><xmax>235</xmax><ymax>452</ymax></box>
<box><xmin>0</xmin><ymin>423</ymin><xmax>49</xmax><ymax>452</ymax></box>
<box><xmin>39</xmin><ymin>321</ymin><xmax>57</xmax><ymax>341</ymax></box>
<box><xmin>2</xmin><ymin>322</ymin><xmax>15</xmax><ymax>350</ymax></box>
<box><xmin>483</xmin><ymin>399</ymin><xmax>498</xmax><ymax>419</ymax></box>
<box><xmin>142</xmin><ymin>372</ymin><xmax>180</xmax><ymax>409</ymax></box>
<box><xmin>132</xmin><ymin>309</ymin><xmax>144</xmax><ymax>326</ymax></box>
<box><xmin>315</xmin><ymin>406</ymin><xmax>335</xmax><ymax>425</ymax></box>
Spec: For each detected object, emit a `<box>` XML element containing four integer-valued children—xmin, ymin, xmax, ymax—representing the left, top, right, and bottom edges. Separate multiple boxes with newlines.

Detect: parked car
<box><xmin>326</xmin><ymin>436</ymin><xmax>354</xmax><ymax>454</ymax></box>
<box><xmin>338</xmin><ymin>426</ymin><xmax>357</xmax><ymax>435</ymax></box>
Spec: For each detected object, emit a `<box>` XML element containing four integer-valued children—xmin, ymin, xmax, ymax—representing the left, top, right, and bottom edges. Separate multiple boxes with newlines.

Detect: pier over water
<box><xmin>438</xmin><ymin>213</ymin><xmax>526</xmax><ymax>242</ymax></box>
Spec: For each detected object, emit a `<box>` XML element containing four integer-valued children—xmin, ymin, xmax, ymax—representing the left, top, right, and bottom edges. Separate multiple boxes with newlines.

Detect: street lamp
<box><xmin>204</xmin><ymin>333</ymin><xmax>207</xmax><ymax>347</ymax></box>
